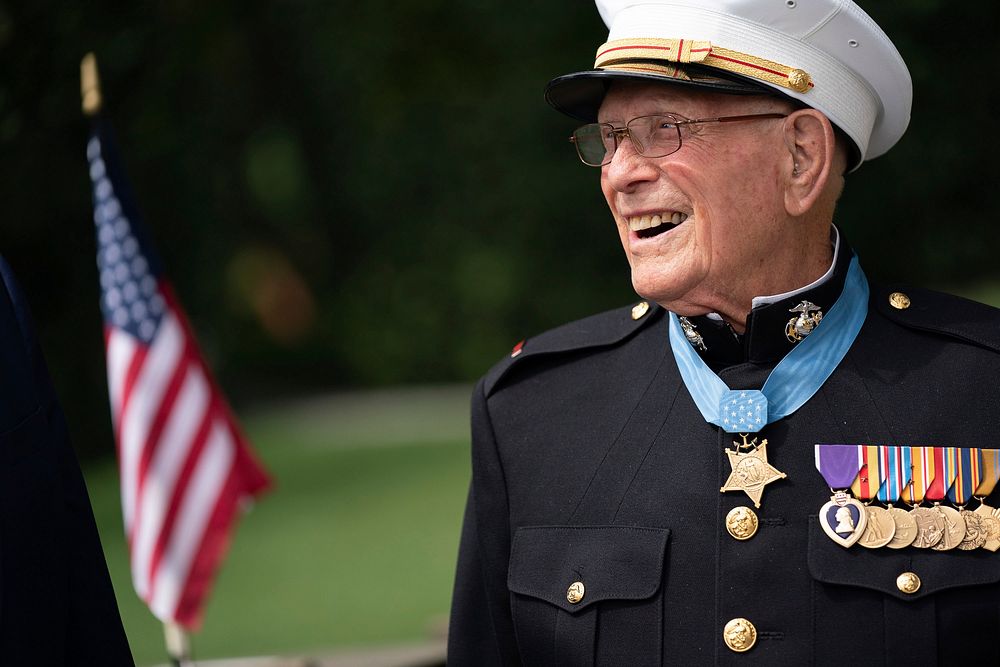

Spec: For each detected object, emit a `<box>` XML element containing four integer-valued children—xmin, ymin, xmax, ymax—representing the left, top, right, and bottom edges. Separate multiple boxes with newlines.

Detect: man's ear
<box><xmin>781</xmin><ymin>109</ymin><xmax>837</xmax><ymax>217</ymax></box>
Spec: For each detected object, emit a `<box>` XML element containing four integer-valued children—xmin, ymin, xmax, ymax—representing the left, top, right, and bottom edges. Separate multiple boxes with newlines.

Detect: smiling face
<box><xmin>598</xmin><ymin>82</ymin><xmax>801</xmax><ymax>320</ymax></box>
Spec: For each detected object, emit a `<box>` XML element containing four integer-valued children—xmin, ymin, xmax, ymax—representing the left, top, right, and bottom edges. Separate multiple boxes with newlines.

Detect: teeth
<box><xmin>626</xmin><ymin>212</ymin><xmax>689</xmax><ymax>232</ymax></box>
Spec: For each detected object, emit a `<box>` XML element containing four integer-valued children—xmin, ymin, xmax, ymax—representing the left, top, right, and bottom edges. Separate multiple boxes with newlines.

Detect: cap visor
<box><xmin>545</xmin><ymin>64</ymin><xmax>770</xmax><ymax>122</ymax></box>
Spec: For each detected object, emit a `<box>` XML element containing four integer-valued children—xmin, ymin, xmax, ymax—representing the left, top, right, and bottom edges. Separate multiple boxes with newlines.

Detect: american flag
<box><xmin>86</xmin><ymin>122</ymin><xmax>270</xmax><ymax>629</ymax></box>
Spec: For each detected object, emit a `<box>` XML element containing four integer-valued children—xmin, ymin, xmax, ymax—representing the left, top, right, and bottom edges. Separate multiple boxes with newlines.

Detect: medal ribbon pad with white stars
<box><xmin>720</xmin><ymin>390</ymin><xmax>767</xmax><ymax>433</ymax></box>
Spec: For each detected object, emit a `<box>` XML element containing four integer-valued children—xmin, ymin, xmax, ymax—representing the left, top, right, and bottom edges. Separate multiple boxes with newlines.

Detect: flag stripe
<box><xmin>135</xmin><ymin>339</ymin><xmax>195</xmax><ymax>499</ymax></box>
<box><xmin>146</xmin><ymin>389</ymin><xmax>218</xmax><ymax>605</ymax></box>
<box><xmin>118</xmin><ymin>314</ymin><xmax>185</xmax><ymax>532</ymax></box>
<box><xmin>148</xmin><ymin>420</ymin><xmax>235</xmax><ymax>619</ymax></box>
<box><xmin>173</xmin><ymin>467</ymin><xmax>244</xmax><ymax>626</ymax></box>
<box><xmin>106</xmin><ymin>327</ymin><xmax>139</xmax><ymax>429</ymax></box>
<box><xmin>130</xmin><ymin>363</ymin><xmax>210</xmax><ymax>598</ymax></box>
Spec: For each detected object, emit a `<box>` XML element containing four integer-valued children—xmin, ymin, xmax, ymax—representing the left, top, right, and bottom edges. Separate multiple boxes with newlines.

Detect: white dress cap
<box><xmin>549</xmin><ymin>0</ymin><xmax>912</xmax><ymax>166</ymax></box>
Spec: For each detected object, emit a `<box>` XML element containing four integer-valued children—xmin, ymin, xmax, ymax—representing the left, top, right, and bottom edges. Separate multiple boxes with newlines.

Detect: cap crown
<box><xmin>594</xmin><ymin>0</ymin><xmax>911</xmax><ymax>163</ymax></box>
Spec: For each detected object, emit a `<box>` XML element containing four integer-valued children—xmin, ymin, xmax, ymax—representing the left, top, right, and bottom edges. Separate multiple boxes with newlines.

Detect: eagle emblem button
<box><xmin>889</xmin><ymin>292</ymin><xmax>911</xmax><ymax>310</ymax></box>
<box><xmin>726</xmin><ymin>506</ymin><xmax>759</xmax><ymax>540</ymax></box>
<box><xmin>723</xmin><ymin>617</ymin><xmax>757</xmax><ymax>652</ymax></box>
<box><xmin>566</xmin><ymin>581</ymin><xmax>585</xmax><ymax>604</ymax></box>
<box><xmin>896</xmin><ymin>571</ymin><xmax>921</xmax><ymax>595</ymax></box>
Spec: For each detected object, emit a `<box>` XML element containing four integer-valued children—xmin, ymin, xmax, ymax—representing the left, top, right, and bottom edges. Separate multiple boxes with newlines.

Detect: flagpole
<box><xmin>80</xmin><ymin>52</ymin><xmax>102</xmax><ymax>116</ymax></box>
<box><xmin>164</xmin><ymin>621</ymin><xmax>195</xmax><ymax>667</ymax></box>
<box><xmin>81</xmin><ymin>51</ymin><xmax>198</xmax><ymax>667</ymax></box>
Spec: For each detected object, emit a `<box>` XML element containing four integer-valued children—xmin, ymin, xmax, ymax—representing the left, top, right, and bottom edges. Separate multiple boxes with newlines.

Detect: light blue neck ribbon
<box><xmin>668</xmin><ymin>256</ymin><xmax>869</xmax><ymax>433</ymax></box>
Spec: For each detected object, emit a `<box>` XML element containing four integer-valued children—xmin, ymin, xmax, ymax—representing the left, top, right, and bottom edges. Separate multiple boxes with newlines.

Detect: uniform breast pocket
<box><xmin>807</xmin><ymin>514</ymin><xmax>1000</xmax><ymax>665</ymax></box>
<box><xmin>507</xmin><ymin>525</ymin><xmax>670</xmax><ymax>667</ymax></box>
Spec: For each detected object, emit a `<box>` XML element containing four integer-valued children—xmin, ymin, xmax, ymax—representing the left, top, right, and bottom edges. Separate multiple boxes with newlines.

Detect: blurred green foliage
<box><xmin>1</xmin><ymin>1</ymin><xmax>999</xmax><ymax>457</ymax></box>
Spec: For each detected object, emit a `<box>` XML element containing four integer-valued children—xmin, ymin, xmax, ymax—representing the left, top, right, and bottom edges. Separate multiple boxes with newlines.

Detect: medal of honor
<box><xmin>670</xmin><ymin>258</ymin><xmax>869</xmax><ymax>509</ymax></box>
<box><xmin>928</xmin><ymin>447</ymin><xmax>966</xmax><ymax>551</ymax></box>
<box><xmin>973</xmin><ymin>449</ymin><xmax>1000</xmax><ymax>552</ymax></box>
<box><xmin>815</xmin><ymin>445</ymin><xmax>867</xmax><ymax>547</ymax></box>
<box><xmin>720</xmin><ymin>435</ymin><xmax>787</xmax><ymax>508</ymax></box>
<box><xmin>854</xmin><ymin>446</ymin><xmax>895</xmax><ymax>549</ymax></box>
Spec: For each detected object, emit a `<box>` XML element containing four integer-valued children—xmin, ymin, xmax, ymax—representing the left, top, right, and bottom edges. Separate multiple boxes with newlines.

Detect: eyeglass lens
<box><xmin>572</xmin><ymin>116</ymin><xmax>682</xmax><ymax>166</ymax></box>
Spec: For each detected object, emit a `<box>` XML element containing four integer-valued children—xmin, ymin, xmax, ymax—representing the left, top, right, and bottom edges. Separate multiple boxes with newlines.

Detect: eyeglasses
<box><xmin>570</xmin><ymin>112</ymin><xmax>788</xmax><ymax>167</ymax></box>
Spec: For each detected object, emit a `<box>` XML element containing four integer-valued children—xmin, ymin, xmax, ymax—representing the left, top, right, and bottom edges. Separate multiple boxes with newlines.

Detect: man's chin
<box><xmin>630</xmin><ymin>271</ymin><xmax>700</xmax><ymax>312</ymax></box>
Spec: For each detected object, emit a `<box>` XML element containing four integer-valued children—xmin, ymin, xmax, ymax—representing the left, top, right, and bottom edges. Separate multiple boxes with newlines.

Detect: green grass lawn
<box><xmin>84</xmin><ymin>385</ymin><xmax>473</xmax><ymax>666</ymax></box>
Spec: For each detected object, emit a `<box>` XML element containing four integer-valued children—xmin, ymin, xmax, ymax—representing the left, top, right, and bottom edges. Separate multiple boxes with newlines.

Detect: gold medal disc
<box><xmin>975</xmin><ymin>504</ymin><xmax>1000</xmax><ymax>552</ymax></box>
<box><xmin>930</xmin><ymin>505</ymin><xmax>967</xmax><ymax>551</ymax></box>
<box><xmin>910</xmin><ymin>507</ymin><xmax>945</xmax><ymax>548</ymax></box>
<box><xmin>885</xmin><ymin>506</ymin><xmax>918</xmax><ymax>549</ymax></box>
<box><xmin>858</xmin><ymin>506</ymin><xmax>895</xmax><ymax>549</ymax></box>
<box><xmin>957</xmin><ymin>510</ymin><xmax>987</xmax><ymax>550</ymax></box>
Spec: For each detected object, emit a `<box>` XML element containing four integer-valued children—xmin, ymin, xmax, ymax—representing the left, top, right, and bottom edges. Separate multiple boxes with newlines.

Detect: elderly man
<box><xmin>449</xmin><ymin>0</ymin><xmax>1000</xmax><ymax>664</ymax></box>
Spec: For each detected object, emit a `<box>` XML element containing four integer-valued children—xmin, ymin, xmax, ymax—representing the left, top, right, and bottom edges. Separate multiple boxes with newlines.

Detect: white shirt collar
<box><xmin>704</xmin><ymin>225</ymin><xmax>841</xmax><ymax>321</ymax></box>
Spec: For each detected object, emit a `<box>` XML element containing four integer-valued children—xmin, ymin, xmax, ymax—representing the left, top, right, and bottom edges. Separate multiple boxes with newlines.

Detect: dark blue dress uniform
<box><xmin>448</xmin><ymin>245</ymin><xmax>1000</xmax><ymax>665</ymax></box>
<box><xmin>0</xmin><ymin>258</ymin><xmax>133</xmax><ymax>665</ymax></box>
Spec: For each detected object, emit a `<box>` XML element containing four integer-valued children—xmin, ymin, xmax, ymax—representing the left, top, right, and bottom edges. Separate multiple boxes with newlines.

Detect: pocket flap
<box><xmin>508</xmin><ymin>525</ymin><xmax>670</xmax><ymax>613</ymax></box>
<box><xmin>808</xmin><ymin>515</ymin><xmax>1000</xmax><ymax>601</ymax></box>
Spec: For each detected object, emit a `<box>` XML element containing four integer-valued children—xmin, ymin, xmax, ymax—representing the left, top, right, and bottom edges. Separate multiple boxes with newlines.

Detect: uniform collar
<box><xmin>682</xmin><ymin>227</ymin><xmax>853</xmax><ymax>368</ymax></box>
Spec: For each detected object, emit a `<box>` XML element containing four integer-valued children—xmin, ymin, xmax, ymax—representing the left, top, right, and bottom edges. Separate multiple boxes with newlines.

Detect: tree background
<box><xmin>1</xmin><ymin>1</ymin><xmax>998</xmax><ymax>459</ymax></box>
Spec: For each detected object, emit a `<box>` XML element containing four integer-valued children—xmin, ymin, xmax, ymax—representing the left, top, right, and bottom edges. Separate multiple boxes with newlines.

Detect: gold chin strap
<box><xmin>594</xmin><ymin>37</ymin><xmax>813</xmax><ymax>94</ymax></box>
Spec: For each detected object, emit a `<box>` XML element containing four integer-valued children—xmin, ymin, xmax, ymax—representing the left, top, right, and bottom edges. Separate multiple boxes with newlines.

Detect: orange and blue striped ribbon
<box><xmin>948</xmin><ymin>448</ymin><xmax>982</xmax><ymax>505</ymax></box>
<box><xmin>851</xmin><ymin>445</ymin><xmax>882</xmax><ymax>500</ymax></box>
<box><xmin>975</xmin><ymin>449</ymin><xmax>1000</xmax><ymax>498</ymax></box>
<box><xmin>877</xmin><ymin>445</ymin><xmax>911</xmax><ymax>503</ymax></box>
<box><xmin>902</xmin><ymin>446</ymin><xmax>936</xmax><ymax>504</ymax></box>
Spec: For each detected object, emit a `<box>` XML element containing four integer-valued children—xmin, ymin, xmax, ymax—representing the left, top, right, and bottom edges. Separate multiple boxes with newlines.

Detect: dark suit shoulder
<box><xmin>871</xmin><ymin>283</ymin><xmax>1000</xmax><ymax>353</ymax></box>
<box><xmin>484</xmin><ymin>300</ymin><xmax>663</xmax><ymax>397</ymax></box>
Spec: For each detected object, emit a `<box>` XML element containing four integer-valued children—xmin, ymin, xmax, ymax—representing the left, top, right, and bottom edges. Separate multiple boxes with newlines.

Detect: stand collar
<box><xmin>682</xmin><ymin>227</ymin><xmax>854</xmax><ymax>368</ymax></box>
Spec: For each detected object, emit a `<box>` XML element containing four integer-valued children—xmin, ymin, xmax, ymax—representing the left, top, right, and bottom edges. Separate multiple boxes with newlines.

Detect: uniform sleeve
<box><xmin>448</xmin><ymin>379</ymin><xmax>521</xmax><ymax>666</ymax></box>
<box><xmin>0</xmin><ymin>257</ymin><xmax>135</xmax><ymax>665</ymax></box>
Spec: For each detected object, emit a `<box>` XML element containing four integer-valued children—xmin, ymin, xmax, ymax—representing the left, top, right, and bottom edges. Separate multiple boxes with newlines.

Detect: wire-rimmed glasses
<box><xmin>570</xmin><ymin>112</ymin><xmax>788</xmax><ymax>167</ymax></box>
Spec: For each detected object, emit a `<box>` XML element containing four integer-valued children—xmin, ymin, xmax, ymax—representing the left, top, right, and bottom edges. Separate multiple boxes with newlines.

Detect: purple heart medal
<box><xmin>815</xmin><ymin>444</ymin><xmax>868</xmax><ymax>547</ymax></box>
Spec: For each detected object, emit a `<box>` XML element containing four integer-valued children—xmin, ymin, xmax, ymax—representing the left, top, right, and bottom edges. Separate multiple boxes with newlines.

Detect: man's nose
<box><xmin>604</xmin><ymin>133</ymin><xmax>658</xmax><ymax>192</ymax></box>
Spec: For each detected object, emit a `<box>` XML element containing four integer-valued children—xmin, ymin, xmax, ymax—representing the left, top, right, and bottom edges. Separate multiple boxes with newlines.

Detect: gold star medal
<box><xmin>720</xmin><ymin>435</ymin><xmax>787</xmax><ymax>508</ymax></box>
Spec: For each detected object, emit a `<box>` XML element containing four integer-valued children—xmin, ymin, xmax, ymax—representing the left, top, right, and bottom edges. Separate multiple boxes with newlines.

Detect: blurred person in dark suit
<box><xmin>0</xmin><ymin>256</ymin><xmax>133</xmax><ymax>665</ymax></box>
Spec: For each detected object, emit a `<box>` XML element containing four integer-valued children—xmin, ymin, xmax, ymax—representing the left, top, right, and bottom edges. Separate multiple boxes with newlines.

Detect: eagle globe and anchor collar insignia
<box><xmin>669</xmin><ymin>257</ymin><xmax>869</xmax><ymax>508</ymax></box>
<box><xmin>678</xmin><ymin>316</ymin><xmax>707</xmax><ymax>351</ymax></box>
<box><xmin>786</xmin><ymin>300</ymin><xmax>824</xmax><ymax>342</ymax></box>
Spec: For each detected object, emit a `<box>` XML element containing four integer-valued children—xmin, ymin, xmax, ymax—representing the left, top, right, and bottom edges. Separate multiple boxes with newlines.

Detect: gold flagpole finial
<box><xmin>80</xmin><ymin>52</ymin><xmax>102</xmax><ymax>116</ymax></box>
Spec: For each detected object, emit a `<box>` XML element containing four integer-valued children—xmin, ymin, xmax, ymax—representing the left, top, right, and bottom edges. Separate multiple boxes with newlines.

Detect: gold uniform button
<box><xmin>566</xmin><ymin>581</ymin><xmax>585</xmax><ymax>604</ymax></box>
<box><xmin>896</xmin><ymin>571</ymin><xmax>921</xmax><ymax>595</ymax></box>
<box><xmin>723</xmin><ymin>617</ymin><xmax>757</xmax><ymax>653</ymax></box>
<box><xmin>787</xmin><ymin>68</ymin><xmax>812</xmax><ymax>93</ymax></box>
<box><xmin>726</xmin><ymin>506</ymin><xmax>759</xmax><ymax>540</ymax></box>
<box><xmin>889</xmin><ymin>292</ymin><xmax>911</xmax><ymax>310</ymax></box>
<box><xmin>631</xmin><ymin>301</ymin><xmax>650</xmax><ymax>320</ymax></box>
